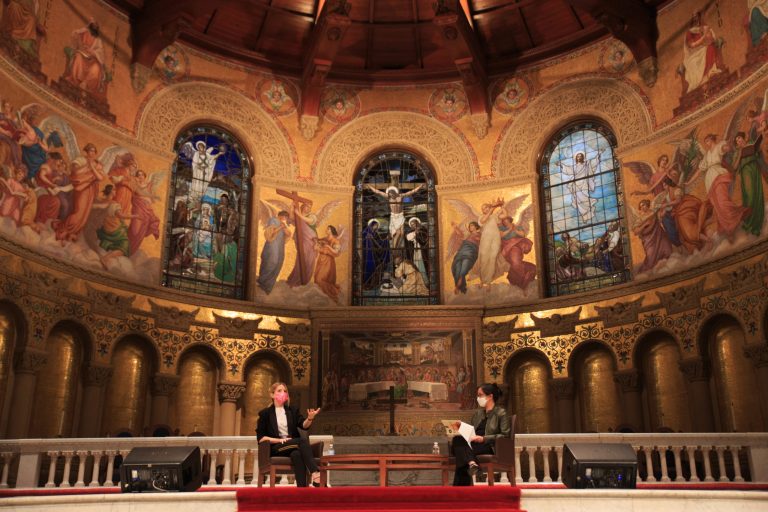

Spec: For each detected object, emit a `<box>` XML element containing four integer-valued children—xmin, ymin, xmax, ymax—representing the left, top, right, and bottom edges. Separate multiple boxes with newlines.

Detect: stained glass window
<box><xmin>353</xmin><ymin>151</ymin><xmax>439</xmax><ymax>305</ymax></box>
<box><xmin>540</xmin><ymin>122</ymin><xmax>630</xmax><ymax>296</ymax></box>
<box><xmin>162</xmin><ymin>126</ymin><xmax>251</xmax><ymax>299</ymax></box>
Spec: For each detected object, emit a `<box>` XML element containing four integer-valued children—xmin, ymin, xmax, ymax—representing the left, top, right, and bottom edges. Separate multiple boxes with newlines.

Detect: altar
<box><xmin>348</xmin><ymin>381</ymin><xmax>448</xmax><ymax>401</ymax></box>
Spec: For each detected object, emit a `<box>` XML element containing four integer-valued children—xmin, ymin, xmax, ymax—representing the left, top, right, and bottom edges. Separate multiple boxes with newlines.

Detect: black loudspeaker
<box><xmin>120</xmin><ymin>446</ymin><xmax>202</xmax><ymax>492</ymax></box>
<box><xmin>562</xmin><ymin>443</ymin><xmax>637</xmax><ymax>489</ymax></box>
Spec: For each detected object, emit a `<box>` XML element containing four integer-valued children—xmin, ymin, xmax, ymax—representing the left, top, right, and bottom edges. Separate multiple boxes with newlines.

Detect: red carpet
<box><xmin>236</xmin><ymin>486</ymin><xmax>524</xmax><ymax>512</ymax></box>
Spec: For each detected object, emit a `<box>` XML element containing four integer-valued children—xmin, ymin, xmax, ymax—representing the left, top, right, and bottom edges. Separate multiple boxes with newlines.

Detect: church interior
<box><xmin>0</xmin><ymin>0</ymin><xmax>767</xmax><ymax>510</ymax></box>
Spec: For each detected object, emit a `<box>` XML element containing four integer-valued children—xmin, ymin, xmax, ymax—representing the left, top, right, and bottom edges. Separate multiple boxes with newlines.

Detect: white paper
<box><xmin>458</xmin><ymin>421</ymin><xmax>475</xmax><ymax>445</ymax></box>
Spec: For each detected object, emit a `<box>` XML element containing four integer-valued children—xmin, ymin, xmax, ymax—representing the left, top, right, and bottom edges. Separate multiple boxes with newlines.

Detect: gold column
<box><xmin>0</xmin><ymin>311</ymin><xmax>17</xmax><ymax>431</ymax></box>
<box><xmin>550</xmin><ymin>377</ymin><xmax>576</xmax><ymax>433</ymax></box>
<box><xmin>176</xmin><ymin>350</ymin><xmax>217</xmax><ymax>434</ymax></box>
<box><xmin>614</xmin><ymin>369</ymin><xmax>644</xmax><ymax>432</ymax></box>
<box><xmin>242</xmin><ymin>360</ymin><xmax>282</xmax><ymax>436</ymax></box>
<box><xmin>151</xmin><ymin>374</ymin><xmax>180</xmax><ymax>429</ymax></box>
<box><xmin>218</xmin><ymin>383</ymin><xmax>245</xmax><ymax>436</ymax></box>
<box><xmin>710</xmin><ymin>324</ymin><xmax>764</xmax><ymax>431</ymax></box>
<box><xmin>6</xmin><ymin>349</ymin><xmax>46</xmax><ymax>438</ymax></box>
<box><xmin>577</xmin><ymin>349</ymin><xmax>622</xmax><ymax>432</ymax></box>
<box><xmin>78</xmin><ymin>365</ymin><xmax>112</xmax><ymax>438</ymax></box>
<box><xmin>744</xmin><ymin>344</ymin><xmax>768</xmax><ymax>430</ymax></box>
<box><xmin>509</xmin><ymin>357</ymin><xmax>552</xmax><ymax>433</ymax></box>
<box><xmin>679</xmin><ymin>358</ymin><xmax>715</xmax><ymax>432</ymax></box>
<box><xmin>30</xmin><ymin>328</ymin><xmax>82</xmax><ymax>438</ymax></box>
<box><xmin>102</xmin><ymin>340</ymin><xmax>153</xmax><ymax>435</ymax></box>
<box><xmin>642</xmin><ymin>340</ymin><xmax>691</xmax><ymax>432</ymax></box>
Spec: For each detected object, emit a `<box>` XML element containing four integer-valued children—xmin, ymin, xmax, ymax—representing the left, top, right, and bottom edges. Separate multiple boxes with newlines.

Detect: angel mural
<box><xmin>447</xmin><ymin>194</ymin><xmax>536</xmax><ymax>295</ymax></box>
<box><xmin>179</xmin><ymin>139</ymin><xmax>227</xmax><ymax>201</ymax></box>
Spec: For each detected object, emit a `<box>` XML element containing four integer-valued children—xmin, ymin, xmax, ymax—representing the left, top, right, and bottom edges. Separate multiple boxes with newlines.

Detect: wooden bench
<box><xmin>318</xmin><ymin>453</ymin><xmax>451</xmax><ymax>487</ymax></box>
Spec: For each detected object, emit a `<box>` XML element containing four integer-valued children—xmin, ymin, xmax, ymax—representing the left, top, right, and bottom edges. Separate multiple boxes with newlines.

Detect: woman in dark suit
<box><xmin>256</xmin><ymin>382</ymin><xmax>322</xmax><ymax>487</ymax></box>
<box><xmin>451</xmin><ymin>383</ymin><xmax>510</xmax><ymax>486</ymax></box>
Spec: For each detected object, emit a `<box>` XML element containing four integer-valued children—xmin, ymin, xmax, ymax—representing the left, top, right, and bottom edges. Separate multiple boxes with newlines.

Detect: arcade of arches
<box><xmin>0</xmin><ymin>0</ymin><xmax>767</xmax><ymax>441</ymax></box>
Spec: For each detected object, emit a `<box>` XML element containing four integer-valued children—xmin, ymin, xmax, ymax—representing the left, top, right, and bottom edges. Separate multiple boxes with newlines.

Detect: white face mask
<box><xmin>476</xmin><ymin>396</ymin><xmax>488</xmax><ymax>408</ymax></box>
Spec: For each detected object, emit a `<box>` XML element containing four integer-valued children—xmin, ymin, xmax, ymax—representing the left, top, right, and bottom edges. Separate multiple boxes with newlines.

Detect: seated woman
<box><xmin>451</xmin><ymin>383</ymin><xmax>510</xmax><ymax>486</ymax></box>
<box><xmin>256</xmin><ymin>382</ymin><xmax>322</xmax><ymax>487</ymax></box>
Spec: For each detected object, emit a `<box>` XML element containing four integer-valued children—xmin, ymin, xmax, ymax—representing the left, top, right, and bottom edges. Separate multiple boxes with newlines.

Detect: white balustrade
<box><xmin>0</xmin><ymin>433</ymin><xmax>765</xmax><ymax>488</ymax></box>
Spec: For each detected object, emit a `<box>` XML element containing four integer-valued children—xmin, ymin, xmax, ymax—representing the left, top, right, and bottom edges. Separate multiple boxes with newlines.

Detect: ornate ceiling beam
<box><xmin>128</xmin><ymin>0</ymin><xmax>225</xmax><ymax>93</ymax></box>
<box><xmin>299</xmin><ymin>1</ymin><xmax>352</xmax><ymax>140</ymax></box>
<box><xmin>566</xmin><ymin>0</ymin><xmax>659</xmax><ymax>87</ymax></box>
<box><xmin>433</xmin><ymin>4</ymin><xmax>490</xmax><ymax>139</ymax></box>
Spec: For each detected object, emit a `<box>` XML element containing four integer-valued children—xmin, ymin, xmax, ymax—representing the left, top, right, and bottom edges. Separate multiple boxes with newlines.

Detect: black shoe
<box><xmin>468</xmin><ymin>463</ymin><xmax>481</xmax><ymax>479</ymax></box>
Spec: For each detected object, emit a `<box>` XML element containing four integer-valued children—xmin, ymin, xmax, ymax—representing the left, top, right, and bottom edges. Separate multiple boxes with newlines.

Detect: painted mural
<box><xmin>443</xmin><ymin>188</ymin><xmax>537</xmax><ymax>305</ymax></box>
<box><xmin>256</xmin><ymin>188</ymin><xmax>345</xmax><ymax>306</ymax></box>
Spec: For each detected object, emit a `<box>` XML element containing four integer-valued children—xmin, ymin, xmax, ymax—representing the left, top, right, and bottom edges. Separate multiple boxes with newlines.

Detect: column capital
<box><xmin>614</xmin><ymin>369</ymin><xmax>642</xmax><ymax>392</ymax></box>
<box><xmin>550</xmin><ymin>377</ymin><xmax>575</xmax><ymax>399</ymax></box>
<box><xmin>152</xmin><ymin>374</ymin><xmax>180</xmax><ymax>396</ymax></box>
<box><xmin>83</xmin><ymin>364</ymin><xmax>113</xmax><ymax>387</ymax></box>
<box><xmin>14</xmin><ymin>348</ymin><xmax>47</xmax><ymax>375</ymax></box>
<box><xmin>217</xmin><ymin>382</ymin><xmax>246</xmax><ymax>403</ymax></box>
<box><xmin>679</xmin><ymin>357</ymin><xmax>710</xmax><ymax>382</ymax></box>
<box><xmin>744</xmin><ymin>344</ymin><xmax>768</xmax><ymax>368</ymax></box>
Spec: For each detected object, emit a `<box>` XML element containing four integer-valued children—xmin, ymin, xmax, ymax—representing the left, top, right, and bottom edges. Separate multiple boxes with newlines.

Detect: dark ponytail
<box><xmin>479</xmin><ymin>382</ymin><xmax>502</xmax><ymax>402</ymax></box>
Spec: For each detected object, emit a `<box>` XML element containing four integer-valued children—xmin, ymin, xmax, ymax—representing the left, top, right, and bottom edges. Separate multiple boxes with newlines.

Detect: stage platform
<box><xmin>1</xmin><ymin>487</ymin><xmax>767</xmax><ymax>512</ymax></box>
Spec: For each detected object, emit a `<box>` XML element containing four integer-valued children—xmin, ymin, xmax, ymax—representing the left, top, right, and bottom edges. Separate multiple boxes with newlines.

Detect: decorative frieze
<box><xmin>21</xmin><ymin>261</ymin><xmax>71</xmax><ymax>296</ymax></box>
<box><xmin>657</xmin><ymin>279</ymin><xmax>705</xmax><ymax>315</ymax></box>
<box><xmin>595</xmin><ymin>298</ymin><xmax>643</xmax><ymax>328</ymax></box>
<box><xmin>550</xmin><ymin>377</ymin><xmax>575</xmax><ymax>400</ymax></box>
<box><xmin>152</xmin><ymin>374</ymin><xmax>181</xmax><ymax>396</ymax></box>
<box><xmin>531</xmin><ymin>307</ymin><xmax>582</xmax><ymax>338</ymax></box>
<box><xmin>217</xmin><ymin>383</ymin><xmax>246</xmax><ymax>403</ymax></box>
<box><xmin>679</xmin><ymin>358</ymin><xmax>710</xmax><ymax>382</ymax></box>
<box><xmin>614</xmin><ymin>369</ymin><xmax>642</xmax><ymax>392</ymax></box>
<box><xmin>86</xmin><ymin>284</ymin><xmax>135</xmax><ymax>318</ymax></box>
<box><xmin>148</xmin><ymin>300</ymin><xmax>199</xmax><ymax>332</ymax></box>
<box><xmin>14</xmin><ymin>349</ymin><xmax>47</xmax><ymax>374</ymax></box>
<box><xmin>277</xmin><ymin>319</ymin><xmax>311</xmax><ymax>344</ymax></box>
<box><xmin>83</xmin><ymin>364</ymin><xmax>113</xmax><ymax>387</ymax></box>
<box><xmin>213</xmin><ymin>313</ymin><xmax>262</xmax><ymax>340</ymax></box>
<box><xmin>744</xmin><ymin>344</ymin><xmax>768</xmax><ymax>368</ymax></box>
<box><xmin>718</xmin><ymin>256</ymin><xmax>768</xmax><ymax>294</ymax></box>
<box><xmin>482</xmin><ymin>316</ymin><xmax>517</xmax><ymax>342</ymax></box>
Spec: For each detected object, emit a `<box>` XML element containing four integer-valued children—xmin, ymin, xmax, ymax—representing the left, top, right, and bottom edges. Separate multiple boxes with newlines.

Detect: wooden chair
<box><xmin>449</xmin><ymin>414</ymin><xmax>517</xmax><ymax>486</ymax></box>
<box><xmin>256</xmin><ymin>432</ymin><xmax>324</xmax><ymax>487</ymax></box>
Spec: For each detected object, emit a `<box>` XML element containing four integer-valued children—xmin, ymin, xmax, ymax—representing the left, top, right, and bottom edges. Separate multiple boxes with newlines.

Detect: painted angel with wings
<box><xmin>256</xmin><ymin>199</ymin><xmax>293</xmax><ymax>294</ymax></box>
<box><xmin>179</xmin><ymin>140</ymin><xmax>227</xmax><ymax>198</ymax></box>
<box><xmin>313</xmin><ymin>222</ymin><xmax>348</xmax><ymax>302</ymax></box>
<box><xmin>447</xmin><ymin>194</ymin><xmax>535</xmax><ymax>293</ymax></box>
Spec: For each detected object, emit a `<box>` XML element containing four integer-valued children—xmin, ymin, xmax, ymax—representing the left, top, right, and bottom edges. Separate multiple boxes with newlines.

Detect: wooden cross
<box><xmin>275</xmin><ymin>189</ymin><xmax>313</xmax><ymax>282</ymax></box>
<box><xmin>276</xmin><ymin>189</ymin><xmax>312</xmax><ymax>205</ymax></box>
<box><xmin>376</xmin><ymin>386</ymin><xmax>408</xmax><ymax>436</ymax></box>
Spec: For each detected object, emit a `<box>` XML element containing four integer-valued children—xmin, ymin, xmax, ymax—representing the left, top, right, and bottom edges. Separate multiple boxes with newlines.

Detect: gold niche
<box><xmin>575</xmin><ymin>345</ymin><xmax>622</xmax><ymax>432</ymax></box>
<box><xmin>0</xmin><ymin>309</ymin><xmax>16</xmax><ymax>423</ymax></box>
<box><xmin>30</xmin><ymin>326</ymin><xmax>82</xmax><ymax>438</ymax></box>
<box><xmin>641</xmin><ymin>336</ymin><xmax>691</xmax><ymax>432</ymax></box>
<box><xmin>508</xmin><ymin>354</ymin><xmax>552</xmax><ymax>433</ymax></box>
<box><xmin>176</xmin><ymin>349</ymin><xmax>218</xmax><ymax>435</ymax></box>
<box><xmin>241</xmin><ymin>357</ymin><xmax>284</xmax><ymax>436</ymax></box>
<box><xmin>102</xmin><ymin>337</ymin><xmax>154</xmax><ymax>435</ymax></box>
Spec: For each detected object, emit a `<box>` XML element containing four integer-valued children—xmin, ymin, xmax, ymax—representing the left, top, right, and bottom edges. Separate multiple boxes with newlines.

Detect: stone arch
<box><xmin>696</xmin><ymin>312</ymin><xmax>748</xmax><ymax>358</ymax></box>
<box><xmin>111</xmin><ymin>333</ymin><xmax>161</xmax><ymax>374</ymax></box>
<box><xmin>567</xmin><ymin>338</ymin><xmax>619</xmax><ymax>376</ymax></box>
<box><xmin>136</xmin><ymin>81</ymin><xmax>297</xmax><ymax>180</ymax></box>
<box><xmin>242</xmin><ymin>348</ymin><xmax>292</xmax><ymax>384</ymax></box>
<box><xmin>631</xmin><ymin>328</ymin><xmax>681</xmax><ymax>369</ymax></box>
<box><xmin>502</xmin><ymin>346</ymin><xmax>552</xmax><ymax>380</ymax></box>
<box><xmin>494</xmin><ymin>78</ymin><xmax>653</xmax><ymax>180</ymax></box>
<box><xmin>313</xmin><ymin>111</ymin><xmax>478</xmax><ymax>186</ymax></box>
<box><xmin>177</xmin><ymin>342</ymin><xmax>227</xmax><ymax>377</ymax></box>
<box><xmin>45</xmin><ymin>319</ymin><xmax>94</xmax><ymax>363</ymax></box>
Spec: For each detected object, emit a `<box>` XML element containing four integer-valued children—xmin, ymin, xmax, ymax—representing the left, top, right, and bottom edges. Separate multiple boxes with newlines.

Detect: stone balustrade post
<box><xmin>79</xmin><ymin>365</ymin><xmax>112</xmax><ymax>438</ymax></box>
<box><xmin>7</xmin><ymin>349</ymin><xmax>47</xmax><ymax>439</ymax></box>
<box><xmin>151</xmin><ymin>374</ymin><xmax>180</xmax><ymax>428</ymax></box>
<box><xmin>679</xmin><ymin>358</ymin><xmax>715</xmax><ymax>432</ymax></box>
<box><xmin>614</xmin><ymin>369</ymin><xmax>644</xmax><ymax>431</ymax></box>
<box><xmin>550</xmin><ymin>378</ymin><xmax>576</xmax><ymax>433</ymax></box>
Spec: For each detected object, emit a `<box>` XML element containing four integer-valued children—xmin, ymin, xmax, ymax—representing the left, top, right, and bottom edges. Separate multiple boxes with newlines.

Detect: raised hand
<box><xmin>307</xmin><ymin>408</ymin><xmax>321</xmax><ymax>420</ymax></box>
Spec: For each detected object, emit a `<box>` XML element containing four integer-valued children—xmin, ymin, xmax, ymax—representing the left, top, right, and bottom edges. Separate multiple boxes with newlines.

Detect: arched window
<box><xmin>353</xmin><ymin>151</ymin><xmax>438</xmax><ymax>305</ymax></box>
<box><xmin>162</xmin><ymin>126</ymin><xmax>251</xmax><ymax>299</ymax></box>
<box><xmin>540</xmin><ymin>121</ymin><xmax>630</xmax><ymax>296</ymax></box>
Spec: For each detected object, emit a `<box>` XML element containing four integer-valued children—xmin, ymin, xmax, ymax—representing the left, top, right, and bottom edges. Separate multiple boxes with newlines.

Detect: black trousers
<box><xmin>270</xmin><ymin>437</ymin><xmax>319</xmax><ymax>487</ymax></box>
<box><xmin>451</xmin><ymin>436</ymin><xmax>494</xmax><ymax>486</ymax></box>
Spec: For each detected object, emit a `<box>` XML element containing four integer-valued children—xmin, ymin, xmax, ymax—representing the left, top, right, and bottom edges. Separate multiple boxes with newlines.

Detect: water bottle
<box><xmin>432</xmin><ymin>442</ymin><xmax>440</xmax><ymax>455</ymax></box>
<box><xmin>328</xmin><ymin>443</ymin><xmax>335</xmax><ymax>456</ymax></box>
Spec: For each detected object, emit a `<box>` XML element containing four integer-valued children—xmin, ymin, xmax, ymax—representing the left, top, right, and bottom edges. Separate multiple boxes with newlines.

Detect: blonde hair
<box><xmin>270</xmin><ymin>382</ymin><xmax>288</xmax><ymax>393</ymax></box>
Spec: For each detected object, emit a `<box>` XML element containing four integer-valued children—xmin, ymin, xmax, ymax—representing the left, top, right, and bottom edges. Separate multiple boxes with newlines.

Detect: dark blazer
<box><xmin>256</xmin><ymin>404</ymin><xmax>307</xmax><ymax>441</ymax></box>
<box><xmin>469</xmin><ymin>405</ymin><xmax>511</xmax><ymax>445</ymax></box>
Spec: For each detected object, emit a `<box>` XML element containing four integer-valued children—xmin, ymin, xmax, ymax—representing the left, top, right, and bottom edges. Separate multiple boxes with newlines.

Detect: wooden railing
<box><xmin>0</xmin><ymin>433</ymin><xmax>766</xmax><ymax>488</ymax></box>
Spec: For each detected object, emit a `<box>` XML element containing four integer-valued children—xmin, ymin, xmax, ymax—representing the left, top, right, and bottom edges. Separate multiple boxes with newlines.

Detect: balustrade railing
<box><xmin>0</xmin><ymin>433</ymin><xmax>765</xmax><ymax>488</ymax></box>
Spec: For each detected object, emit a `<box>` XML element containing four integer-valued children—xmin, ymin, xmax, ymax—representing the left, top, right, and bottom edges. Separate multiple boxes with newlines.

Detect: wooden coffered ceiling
<box><xmin>111</xmin><ymin>0</ymin><xmax>665</xmax><ymax>136</ymax></box>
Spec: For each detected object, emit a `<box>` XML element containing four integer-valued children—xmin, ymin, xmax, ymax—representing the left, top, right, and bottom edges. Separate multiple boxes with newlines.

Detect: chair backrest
<box><xmin>494</xmin><ymin>414</ymin><xmax>516</xmax><ymax>464</ymax></box>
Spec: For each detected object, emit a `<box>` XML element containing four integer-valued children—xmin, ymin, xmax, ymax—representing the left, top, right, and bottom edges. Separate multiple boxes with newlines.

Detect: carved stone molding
<box><xmin>657</xmin><ymin>279</ymin><xmax>705</xmax><ymax>315</ymax></box>
<box><xmin>136</xmin><ymin>82</ymin><xmax>296</xmax><ymax>180</ymax></box>
<box><xmin>300</xmin><ymin>114</ymin><xmax>319</xmax><ymax>140</ymax></box>
<box><xmin>614</xmin><ymin>368</ymin><xmax>641</xmax><ymax>392</ymax></box>
<box><xmin>719</xmin><ymin>256</ymin><xmax>768</xmax><ymax>294</ymax></box>
<box><xmin>470</xmin><ymin>112</ymin><xmax>489</xmax><ymax>139</ymax></box>
<box><xmin>148</xmin><ymin>300</ymin><xmax>199</xmax><ymax>332</ymax></box>
<box><xmin>14</xmin><ymin>349</ymin><xmax>47</xmax><ymax>374</ymax></box>
<box><xmin>277</xmin><ymin>319</ymin><xmax>311</xmax><ymax>344</ymax></box>
<box><xmin>152</xmin><ymin>374</ymin><xmax>181</xmax><ymax>396</ymax></box>
<box><xmin>20</xmin><ymin>261</ymin><xmax>71</xmax><ymax>296</ymax></box>
<box><xmin>595</xmin><ymin>298</ymin><xmax>644</xmax><ymax>328</ymax></box>
<box><xmin>313</xmin><ymin>111</ymin><xmax>477</xmax><ymax>185</ymax></box>
<box><xmin>217</xmin><ymin>383</ymin><xmax>246</xmax><ymax>403</ymax></box>
<box><xmin>213</xmin><ymin>313</ymin><xmax>262</xmax><ymax>340</ymax></box>
<box><xmin>86</xmin><ymin>284</ymin><xmax>135</xmax><ymax>318</ymax></box>
<box><xmin>744</xmin><ymin>344</ymin><xmax>768</xmax><ymax>368</ymax></box>
<box><xmin>679</xmin><ymin>358</ymin><xmax>709</xmax><ymax>382</ymax></box>
<box><xmin>495</xmin><ymin>78</ymin><xmax>652</xmax><ymax>180</ymax></box>
<box><xmin>550</xmin><ymin>377</ymin><xmax>575</xmax><ymax>400</ymax></box>
<box><xmin>482</xmin><ymin>316</ymin><xmax>518</xmax><ymax>342</ymax></box>
<box><xmin>531</xmin><ymin>307</ymin><xmax>582</xmax><ymax>338</ymax></box>
<box><xmin>83</xmin><ymin>364</ymin><xmax>113</xmax><ymax>387</ymax></box>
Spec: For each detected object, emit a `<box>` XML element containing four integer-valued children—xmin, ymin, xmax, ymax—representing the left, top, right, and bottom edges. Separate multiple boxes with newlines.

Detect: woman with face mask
<box><xmin>256</xmin><ymin>382</ymin><xmax>322</xmax><ymax>486</ymax></box>
<box><xmin>451</xmin><ymin>383</ymin><xmax>510</xmax><ymax>486</ymax></box>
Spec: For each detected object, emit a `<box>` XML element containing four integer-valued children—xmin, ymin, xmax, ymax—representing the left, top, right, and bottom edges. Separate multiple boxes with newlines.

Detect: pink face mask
<box><xmin>274</xmin><ymin>391</ymin><xmax>289</xmax><ymax>406</ymax></box>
